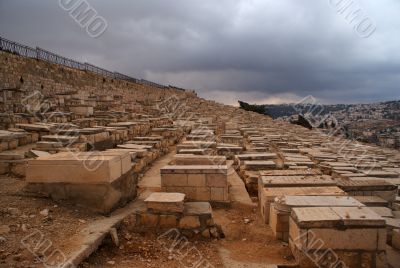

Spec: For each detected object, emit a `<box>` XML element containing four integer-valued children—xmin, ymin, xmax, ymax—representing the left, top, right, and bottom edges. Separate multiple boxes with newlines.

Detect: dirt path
<box><xmin>214</xmin><ymin>207</ymin><xmax>294</xmax><ymax>267</ymax></box>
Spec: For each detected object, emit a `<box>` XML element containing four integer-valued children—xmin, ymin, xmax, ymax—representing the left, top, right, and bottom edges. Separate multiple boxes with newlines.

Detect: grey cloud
<box><xmin>0</xmin><ymin>0</ymin><xmax>399</xmax><ymax>104</ymax></box>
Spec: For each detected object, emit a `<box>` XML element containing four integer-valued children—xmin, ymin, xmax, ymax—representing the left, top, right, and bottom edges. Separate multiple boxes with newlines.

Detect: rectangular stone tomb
<box><xmin>186</xmin><ymin>134</ymin><xmax>213</xmax><ymax>141</ymax></box>
<box><xmin>161</xmin><ymin>165</ymin><xmax>229</xmax><ymax>203</ymax></box>
<box><xmin>353</xmin><ymin>196</ymin><xmax>389</xmax><ymax>207</ymax></box>
<box><xmin>177</xmin><ymin>141</ymin><xmax>217</xmax><ymax>150</ymax></box>
<box><xmin>134</xmin><ymin>201</ymin><xmax>220</xmax><ymax>239</ymax></box>
<box><xmin>257</xmin><ymin>175</ymin><xmax>337</xmax><ymax>200</ymax></box>
<box><xmin>69</xmin><ymin>105</ymin><xmax>94</xmax><ymax>116</ymax></box>
<box><xmin>259</xmin><ymin>175</ymin><xmax>336</xmax><ymax>188</ymax></box>
<box><xmin>260</xmin><ymin>169</ymin><xmax>322</xmax><ymax>176</ymax></box>
<box><xmin>177</xmin><ymin>148</ymin><xmax>210</xmax><ymax>155</ymax></box>
<box><xmin>289</xmin><ymin>207</ymin><xmax>386</xmax><ymax>268</ymax></box>
<box><xmin>216</xmin><ymin>145</ymin><xmax>243</xmax><ymax>156</ymax></box>
<box><xmin>25</xmin><ymin>151</ymin><xmax>136</xmax><ymax>214</ymax></box>
<box><xmin>362</xmin><ymin>171</ymin><xmax>399</xmax><ymax>178</ymax></box>
<box><xmin>244</xmin><ymin>160</ymin><xmax>276</xmax><ymax>171</ymax></box>
<box><xmin>106</xmin><ymin>149</ymin><xmax>137</xmax><ymax>161</ymax></box>
<box><xmin>236</xmin><ymin>153</ymin><xmax>278</xmax><ymax>162</ymax></box>
<box><xmin>121</xmin><ymin>143</ymin><xmax>153</xmax><ymax>150</ymax></box>
<box><xmin>173</xmin><ymin>155</ymin><xmax>226</xmax><ymax>165</ymax></box>
<box><xmin>337</xmin><ymin>179</ymin><xmax>398</xmax><ymax>202</ymax></box>
<box><xmin>117</xmin><ymin>144</ymin><xmax>151</xmax><ymax>158</ymax></box>
<box><xmin>269</xmin><ymin>195</ymin><xmax>364</xmax><ymax>242</ymax></box>
<box><xmin>145</xmin><ymin>192</ymin><xmax>185</xmax><ymax>213</ymax></box>
<box><xmin>260</xmin><ymin>186</ymin><xmax>346</xmax><ymax>224</ymax></box>
<box><xmin>26</xmin><ymin>151</ymin><xmax>131</xmax><ymax>184</ymax></box>
<box><xmin>220</xmin><ymin>135</ymin><xmax>244</xmax><ymax>146</ymax></box>
<box><xmin>128</xmin><ymin>140</ymin><xmax>160</xmax><ymax>148</ymax></box>
<box><xmin>41</xmin><ymin>135</ymin><xmax>78</xmax><ymax>146</ymax></box>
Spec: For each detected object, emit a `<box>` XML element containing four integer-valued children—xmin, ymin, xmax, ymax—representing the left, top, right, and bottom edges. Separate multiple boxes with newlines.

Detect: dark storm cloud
<box><xmin>0</xmin><ymin>0</ymin><xmax>399</xmax><ymax>104</ymax></box>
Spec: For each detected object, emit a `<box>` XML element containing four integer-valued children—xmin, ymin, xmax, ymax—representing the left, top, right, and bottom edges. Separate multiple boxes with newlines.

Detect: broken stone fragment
<box><xmin>39</xmin><ymin>209</ymin><xmax>49</xmax><ymax>217</ymax></box>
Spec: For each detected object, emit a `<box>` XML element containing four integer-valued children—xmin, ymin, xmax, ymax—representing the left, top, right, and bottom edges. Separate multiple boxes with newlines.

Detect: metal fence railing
<box><xmin>0</xmin><ymin>35</ymin><xmax>170</xmax><ymax>89</ymax></box>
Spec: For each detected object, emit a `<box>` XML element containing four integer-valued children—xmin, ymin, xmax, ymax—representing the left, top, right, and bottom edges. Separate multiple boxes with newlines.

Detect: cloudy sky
<box><xmin>0</xmin><ymin>0</ymin><xmax>399</xmax><ymax>105</ymax></box>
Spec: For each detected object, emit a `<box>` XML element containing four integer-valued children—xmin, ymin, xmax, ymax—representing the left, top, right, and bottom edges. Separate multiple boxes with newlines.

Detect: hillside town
<box><xmin>272</xmin><ymin>101</ymin><xmax>400</xmax><ymax>150</ymax></box>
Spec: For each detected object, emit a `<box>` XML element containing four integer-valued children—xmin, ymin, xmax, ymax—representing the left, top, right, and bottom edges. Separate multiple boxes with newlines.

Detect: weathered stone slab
<box><xmin>25</xmin><ymin>169</ymin><xmax>138</xmax><ymax>214</ymax></box>
<box><xmin>36</xmin><ymin>141</ymin><xmax>63</xmax><ymax>149</ymax></box>
<box><xmin>270</xmin><ymin>195</ymin><xmax>364</xmax><ymax>242</ymax></box>
<box><xmin>177</xmin><ymin>141</ymin><xmax>217</xmax><ymax>149</ymax></box>
<box><xmin>259</xmin><ymin>175</ymin><xmax>336</xmax><ymax>188</ymax></box>
<box><xmin>161</xmin><ymin>165</ymin><xmax>229</xmax><ymax>202</ymax></box>
<box><xmin>260</xmin><ymin>169</ymin><xmax>322</xmax><ymax>176</ymax></box>
<box><xmin>26</xmin><ymin>151</ymin><xmax>131</xmax><ymax>184</ymax></box>
<box><xmin>244</xmin><ymin>160</ymin><xmax>276</xmax><ymax>171</ymax></box>
<box><xmin>363</xmin><ymin>170</ymin><xmax>399</xmax><ymax>178</ymax></box>
<box><xmin>275</xmin><ymin>195</ymin><xmax>364</xmax><ymax>209</ymax></box>
<box><xmin>119</xmin><ymin>143</ymin><xmax>152</xmax><ymax>150</ymax></box>
<box><xmin>183</xmin><ymin>202</ymin><xmax>212</xmax><ymax>216</ymax></box>
<box><xmin>108</xmin><ymin>122</ymin><xmax>137</xmax><ymax>127</ymax></box>
<box><xmin>106</xmin><ymin>149</ymin><xmax>137</xmax><ymax>161</ymax></box>
<box><xmin>216</xmin><ymin>146</ymin><xmax>243</xmax><ymax>155</ymax></box>
<box><xmin>161</xmin><ymin>165</ymin><xmax>228</xmax><ymax>175</ymax></box>
<box><xmin>0</xmin><ymin>152</ymin><xmax>24</xmax><ymax>160</ymax></box>
<box><xmin>236</xmin><ymin>153</ymin><xmax>278</xmax><ymax>161</ymax></box>
<box><xmin>16</xmin><ymin>123</ymin><xmax>56</xmax><ymax>132</ymax></box>
<box><xmin>337</xmin><ymin>179</ymin><xmax>397</xmax><ymax>191</ymax></box>
<box><xmin>41</xmin><ymin>135</ymin><xmax>78</xmax><ymax>145</ymax></box>
<box><xmin>173</xmin><ymin>155</ymin><xmax>226</xmax><ymax>165</ymax></box>
<box><xmin>292</xmin><ymin>207</ymin><xmax>385</xmax><ymax>228</ymax></box>
<box><xmin>369</xmin><ymin>207</ymin><xmax>394</xmax><ymax>218</ymax></box>
<box><xmin>353</xmin><ymin>196</ymin><xmax>389</xmax><ymax>207</ymax></box>
<box><xmin>260</xmin><ymin>186</ymin><xmax>346</xmax><ymax>224</ymax></box>
<box><xmin>69</xmin><ymin>106</ymin><xmax>94</xmax><ymax>117</ymax></box>
<box><xmin>145</xmin><ymin>193</ymin><xmax>185</xmax><ymax>213</ymax></box>
<box><xmin>177</xmin><ymin>148</ymin><xmax>209</xmax><ymax>155</ymax></box>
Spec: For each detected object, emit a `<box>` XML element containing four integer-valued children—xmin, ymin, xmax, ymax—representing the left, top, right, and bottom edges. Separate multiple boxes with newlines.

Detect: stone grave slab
<box><xmin>145</xmin><ymin>192</ymin><xmax>185</xmax><ymax>213</ymax></box>
<box><xmin>260</xmin><ymin>186</ymin><xmax>346</xmax><ymax>224</ymax></box>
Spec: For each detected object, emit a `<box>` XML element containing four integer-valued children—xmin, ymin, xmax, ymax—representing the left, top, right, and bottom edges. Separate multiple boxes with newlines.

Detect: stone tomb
<box><xmin>172</xmin><ymin>155</ymin><xmax>226</xmax><ymax>166</ymax></box>
<box><xmin>259</xmin><ymin>186</ymin><xmax>346</xmax><ymax>224</ymax></box>
<box><xmin>26</xmin><ymin>151</ymin><xmax>137</xmax><ymax>214</ymax></box>
<box><xmin>235</xmin><ymin>153</ymin><xmax>278</xmax><ymax>166</ymax></box>
<box><xmin>289</xmin><ymin>207</ymin><xmax>387</xmax><ymax>268</ymax></box>
<box><xmin>161</xmin><ymin>165</ymin><xmax>229</xmax><ymax>203</ymax></box>
<box><xmin>216</xmin><ymin>144</ymin><xmax>243</xmax><ymax>159</ymax></box>
<box><xmin>257</xmin><ymin>175</ymin><xmax>337</xmax><ymax>206</ymax></box>
<box><xmin>27</xmin><ymin>151</ymin><xmax>131</xmax><ymax>183</ymax></box>
<box><xmin>134</xmin><ymin>193</ymin><xmax>222</xmax><ymax>239</ymax></box>
<box><xmin>145</xmin><ymin>192</ymin><xmax>185</xmax><ymax>213</ymax></box>
<box><xmin>337</xmin><ymin>179</ymin><xmax>398</xmax><ymax>203</ymax></box>
<box><xmin>259</xmin><ymin>175</ymin><xmax>336</xmax><ymax>188</ymax></box>
<box><xmin>69</xmin><ymin>105</ymin><xmax>94</xmax><ymax>117</ymax></box>
<box><xmin>116</xmin><ymin>143</ymin><xmax>156</xmax><ymax>173</ymax></box>
<box><xmin>269</xmin><ymin>195</ymin><xmax>364</xmax><ymax>242</ymax></box>
<box><xmin>353</xmin><ymin>196</ymin><xmax>389</xmax><ymax>207</ymax></box>
<box><xmin>177</xmin><ymin>148</ymin><xmax>211</xmax><ymax>155</ymax></box>
<box><xmin>219</xmin><ymin>135</ymin><xmax>244</xmax><ymax>146</ymax></box>
<box><xmin>260</xmin><ymin>169</ymin><xmax>322</xmax><ymax>176</ymax></box>
<box><xmin>176</xmin><ymin>141</ymin><xmax>217</xmax><ymax>151</ymax></box>
<box><xmin>243</xmin><ymin>160</ymin><xmax>277</xmax><ymax>171</ymax></box>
